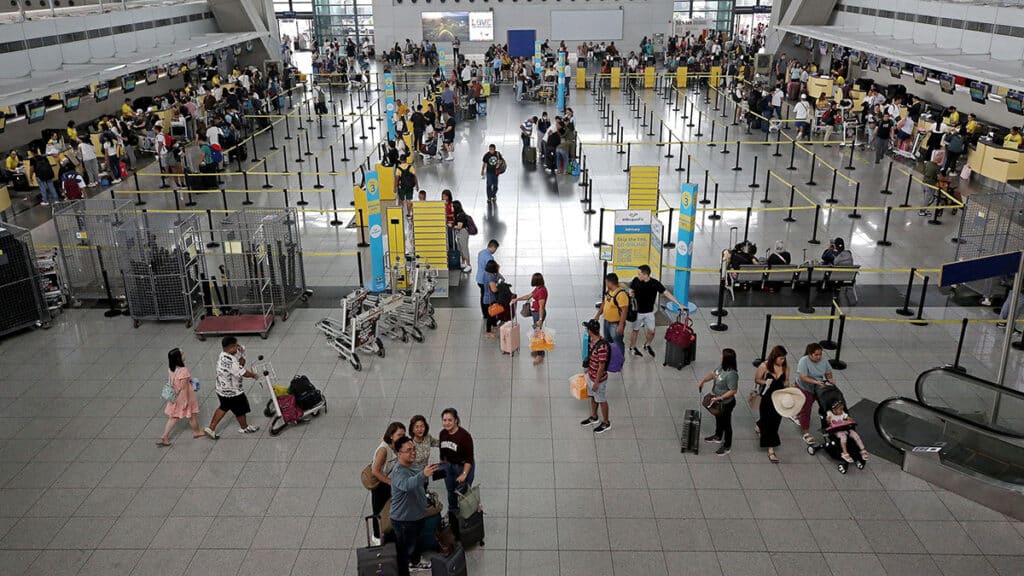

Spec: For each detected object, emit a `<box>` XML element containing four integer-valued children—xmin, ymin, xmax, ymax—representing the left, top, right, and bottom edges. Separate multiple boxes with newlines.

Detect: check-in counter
<box><xmin>968</xmin><ymin>139</ymin><xmax>1024</xmax><ymax>183</ymax></box>
<box><xmin>807</xmin><ymin>76</ymin><xmax>833</xmax><ymax>100</ymax></box>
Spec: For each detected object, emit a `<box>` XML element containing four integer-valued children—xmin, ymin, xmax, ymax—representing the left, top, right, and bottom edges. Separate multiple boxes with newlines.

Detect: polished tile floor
<box><xmin>2</xmin><ymin>70</ymin><xmax>1023</xmax><ymax>576</ymax></box>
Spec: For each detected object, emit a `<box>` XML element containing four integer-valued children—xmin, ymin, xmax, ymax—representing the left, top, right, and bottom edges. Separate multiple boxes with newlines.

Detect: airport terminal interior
<box><xmin>1</xmin><ymin>0</ymin><xmax>1024</xmax><ymax>574</ymax></box>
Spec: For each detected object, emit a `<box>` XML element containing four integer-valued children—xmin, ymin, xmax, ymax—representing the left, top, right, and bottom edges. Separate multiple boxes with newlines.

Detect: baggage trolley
<box><xmin>252</xmin><ymin>355</ymin><xmax>327</xmax><ymax>436</ymax></box>
<box><xmin>363</xmin><ymin>292</ymin><xmax>409</xmax><ymax>342</ymax></box>
<box><xmin>314</xmin><ymin>288</ymin><xmax>385</xmax><ymax>371</ymax></box>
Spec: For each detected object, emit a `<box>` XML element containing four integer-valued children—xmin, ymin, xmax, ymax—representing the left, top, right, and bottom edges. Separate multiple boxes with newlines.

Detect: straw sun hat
<box><xmin>772</xmin><ymin>388</ymin><xmax>806</xmax><ymax>419</ymax></box>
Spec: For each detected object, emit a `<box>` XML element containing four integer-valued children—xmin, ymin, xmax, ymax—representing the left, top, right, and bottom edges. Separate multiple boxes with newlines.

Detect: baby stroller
<box><xmin>806</xmin><ymin>385</ymin><xmax>867</xmax><ymax>474</ymax></box>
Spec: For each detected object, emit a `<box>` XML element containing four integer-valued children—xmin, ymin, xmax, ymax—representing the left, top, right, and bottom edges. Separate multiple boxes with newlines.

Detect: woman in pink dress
<box><xmin>157</xmin><ymin>347</ymin><xmax>203</xmax><ymax>446</ymax></box>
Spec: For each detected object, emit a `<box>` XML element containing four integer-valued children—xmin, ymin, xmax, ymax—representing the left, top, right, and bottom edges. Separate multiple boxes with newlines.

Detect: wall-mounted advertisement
<box><xmin>422</xmin><ymin>12</ymin><xmax>493</xmax><ymax>42</ymax></box>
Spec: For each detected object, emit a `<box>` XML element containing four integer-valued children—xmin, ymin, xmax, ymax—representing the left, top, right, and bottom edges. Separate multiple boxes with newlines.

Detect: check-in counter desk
<box><xmin>968</xmin><ymin>139</ymin><xmax>1024</xmax><ymax>183</ymax></box>
<box><xmin>806</xmin><ymin>76</ymin><xmax>833</xmax><ymax>100</ymax></box>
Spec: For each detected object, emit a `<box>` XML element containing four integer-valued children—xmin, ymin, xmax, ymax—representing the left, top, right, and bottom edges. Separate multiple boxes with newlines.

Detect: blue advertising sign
<box><xmin>940</xmin><ymin>251</ymin><xmax>1022</xmax><ymax>287</ymax></box>
<box><xmin>383</xmin><ymin>72</ymin><xmax>396</xmax><ymax>141</ymax></box>
<box><xmin>364</xmin><ymin>170</ymin><xmax>387</xmax><ymax>292</ymax></box>
<box><xmin>557</xmin><ymin>53</ymin><xmax>566</xmax><ymax>113</ymax></box>
<box><xmin>671</xmin><ymin>183</ymin><xmax>699</xmax><ymax>313</ymax></box>
<box><xmin>438</xmin><ymin>45</ymin><xmax>448</xmax><ymax>78</ymax></box>
<box><xmin>534</xmin><ymin>40</ymin><xmax>542</xmax><ymax>76</ymax></box>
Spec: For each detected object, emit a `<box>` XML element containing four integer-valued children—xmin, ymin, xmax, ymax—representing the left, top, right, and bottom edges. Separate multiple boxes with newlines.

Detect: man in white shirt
<box><xmin>204</xmin><ymin>336</ymin><xmax>259</xmax><ymax>438</ymax></box>
<box><xmin>793</xmin><ymin>94</ymin><xmax>813</xmax><ymax>140</ymax></box>
<box><xmin>770</xmin><ymin>85</ymin><xmax>784</xmax><ymax>127</ymax></box>
<box><xmin>205</xmin><ymin>124</ymin><xmax>223</xmax><ymax>148</ymax></box>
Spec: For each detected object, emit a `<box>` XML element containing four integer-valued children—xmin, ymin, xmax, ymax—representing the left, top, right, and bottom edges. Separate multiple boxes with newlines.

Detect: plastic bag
<box><xmin>272</xmin><ymin>384</ymin><xmax>290</xmax><ymax>397</ymax></box>
<box><xmin>529</xmin><ymin>328</ymin><xmax>556</xmax><ymax>352</ymax></box>
<box><xmin>570</xmin><ymin>373</ymin><xmax>589</xmax><ymax>400</ymax></box>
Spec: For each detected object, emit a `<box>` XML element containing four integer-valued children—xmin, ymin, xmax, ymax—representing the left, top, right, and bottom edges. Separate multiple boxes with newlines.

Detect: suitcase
<box><xmin>663</xmin><ymin>335</ymin><xmax>696</xmax><ymax>370</ymax></box>
<box><xmin>357</xmin><ymin>516</ymin><xmax>399</xmax><ymax>576</ymax></box>
<box><xmin>457</xmin><ymin>510</ymin><xmax>485</xmax><ymax>548</ymax></box>
<box><xmin>499</xmin><ymin>321</ymin><xmax>520</xmax><ymax>355</ymax></box>
<box><xmin>419</xmin><ymin>512</ymin><xmax>443</xmax><ymax>552</ymax></box>
<box><xmin>429</xmin><ymin>543</ymin><xmax>468</xmax><ymax>576</ymax></box>
<box><xmin>680</xmin><ymin>409</ymin><xmax>701</xmax><ymax>454</ymax></box>
<box><xmin>786</xmin><ymin>80</ymin><xmax>801</xmax><ymax>101</ymax></box>
<box><xmin>446</xmin><ymin>229</ymin><xmax>462</xmax><ymax>271</ymax></box>
<box><xmin>523</xmin><ymin>146</ymin><xmax>537</xmax><ymax>165</ymax></box>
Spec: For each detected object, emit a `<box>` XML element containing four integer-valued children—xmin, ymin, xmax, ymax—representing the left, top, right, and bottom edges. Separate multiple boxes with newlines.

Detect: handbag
<box><xmin>487</xmin><ymin>303</ymin><xmax>505</xmax><ymax>317</ymax></box>
<box><xmin>665</xmin><ymin>314</ymin><xmax>696</xmax><ymax>348</ymax></box>
<box><xmin>520</xmin><ymin>301</ymin><xmax>532</xmax><ymax>318</ymax></box>
<box><xmin>160</xmin><ymin>375</ymin><xmax>178</xmax><ymax>403</ymax></box>
<box><xmin>702</xmin><ymin>393</ymin><xmax>722</xmax><ymax>417</ymax></box>
<box><xmin>748</xmin><ymin>385</ymin><xmax>763</xmax><ymax>412</ymax></box>
<box><xmin>455</xmin><ymin>484</ymin><xmax>481</xmax><ymax>520</ymax></box>
<box><xmin>360</xmin><ymin>464</ymin><xmax>380</xmax><ymax>490</ymax></box>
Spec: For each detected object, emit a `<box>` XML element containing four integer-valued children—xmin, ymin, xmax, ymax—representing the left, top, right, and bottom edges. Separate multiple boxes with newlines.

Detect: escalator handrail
<box><xmin>874</xmin><ymin>396</ymin><xmax>1024</xmax><ymax>453</ymax></box>
<box><xmin>914</xmin><ymin>366</ymin><xmax>1024</xmax><ymax>439</ymax></box>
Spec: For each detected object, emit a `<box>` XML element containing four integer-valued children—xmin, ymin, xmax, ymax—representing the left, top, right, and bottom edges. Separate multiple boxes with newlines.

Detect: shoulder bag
<box><xmin>360</xmin><ymin>464</ymin><xmax>381</xmax><ymax>490</ymax></box>
<box><xmin>161</xmin><ymin>374</ymin><xmax>178</xmax><ymax>403</ymax></box>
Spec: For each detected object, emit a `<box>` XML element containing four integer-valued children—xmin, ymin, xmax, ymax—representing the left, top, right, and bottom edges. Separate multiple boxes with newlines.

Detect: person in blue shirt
<box><xmin>476</xmin><ymin>239</ymin><xmax>499</xmax><ymax>319</ymax></box>
<box><xmin>390</xmin><ymin>436</ymin><xmax>438</xmax><ymax>575</ymax></box>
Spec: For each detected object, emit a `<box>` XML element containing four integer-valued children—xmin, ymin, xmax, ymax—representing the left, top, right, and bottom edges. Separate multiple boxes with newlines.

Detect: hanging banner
<box><xmin>534</xmin><ymin>40</ymin><xmax>542</xmax><ymax>76</ymax></box>
<box><xmin>365</xmin><ymin>170</ymin><xmax>387</xmax><ymax>292</ymax></box>
<box><xmin>672</xmin><ymin>183</ymin><xmax>699</xmax><ymax>313</ymax></box>
<box><xmin>612</xmin><ymin>210</ymin><xmax>653</xmax><ymax>283</ymax></box>
<box><xmin>438</xmin><ymin>44</ymin><xmax>448</xmax><ymax>78</ymax></box>
<box><xmin>557</xmin><ymin>53</ymin><xmax>566</xmax><ymax>113</ymax></box>
<box><xmin>383</xmin><ymin>72</ymin><xmax>396</xmax><ymax>141</ymax></box>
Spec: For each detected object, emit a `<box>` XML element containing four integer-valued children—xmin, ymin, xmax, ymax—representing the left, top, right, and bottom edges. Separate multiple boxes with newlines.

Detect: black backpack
<box><xmin>495</xmin><ymin>282</ymin><xmax>513</xmax><ymax>306</ymax></box>
<box><xmin>289</xmin><ymin>375</ymin><xmax>316</xmax><ymax>397</ymax></box>
<box><xmin>398</xmin><ymin>166</ymin><xmax>416</xmax><ymax>191</ymax></box>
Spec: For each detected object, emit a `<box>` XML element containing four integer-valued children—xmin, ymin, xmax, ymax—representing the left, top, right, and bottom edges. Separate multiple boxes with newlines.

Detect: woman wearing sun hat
<box><xmin>771</xmin><ymin>386</ymin><xmax>807</xmax><ymax>456</ymax></box>
<box><xmin>755</xmin><ymin>345</ymin><xmax>794</xmax><ymax>463</ymax></box>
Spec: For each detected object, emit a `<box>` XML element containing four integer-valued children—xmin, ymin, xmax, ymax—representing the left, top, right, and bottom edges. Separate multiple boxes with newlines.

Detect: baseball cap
<box><xmin>582</xmin><ymin>319</ymin><xmax>601</xmax><ymax>334</ymax></box>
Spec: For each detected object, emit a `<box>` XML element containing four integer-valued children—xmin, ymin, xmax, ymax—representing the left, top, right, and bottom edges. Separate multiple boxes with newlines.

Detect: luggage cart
<box><xmin>251</xmin><ymin>354</ymin><xmax>327</xmax><ymax>436</ymax></box>
<box><xmin>314</xmin><ymin>288</ymin><xmax>385</xmax><ymax>371</ymax></box>
<box><xmin>379</xmin><ymin>260</ymin><xmax>438</xmax><ymax>342</ymax></box>
<box><xmin>364</xmin><ymin>292</ymin><xmax>409</xmax><ymax>342</ymax></box>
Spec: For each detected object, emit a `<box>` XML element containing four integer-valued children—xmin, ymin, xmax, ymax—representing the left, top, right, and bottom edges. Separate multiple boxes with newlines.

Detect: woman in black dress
<box><xmin>755</xmin><ymin>345</ymin><xmax>790</xmax><ymax>463</ymax></box>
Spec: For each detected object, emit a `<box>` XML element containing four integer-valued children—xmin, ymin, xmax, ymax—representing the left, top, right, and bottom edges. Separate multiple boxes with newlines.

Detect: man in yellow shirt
<box><xmin>121</xmin><ymin>98</ymin><xmax>134</xmax><ymax>117</ymax></box>
<box><xmin>965</xmin><ymin>114</ymin><xmax>980</xmax><ymax>135</ymax></box>
<box><xmin>593</xmin><ymin>272</ymin><xmax>630</xmax><ymax>352</ymax></box>
<box><xmin>396</xmin><ymin>99</ymin><xmax>410</xmax><ymax>120</ymax></box>
<box><xmin>5</xmin><ymin>151</ymin><xmax>20</xmax><ymax>172</ymax></box>
<box><xmin>66</xmin><ymin>120</ymin><xmax>78</xmax><ymax>141</ymax></box>
<box><xmin>1005</xmin><ymin>127</ymin><xmax>1023</xmax><ymax>149</ymax></box>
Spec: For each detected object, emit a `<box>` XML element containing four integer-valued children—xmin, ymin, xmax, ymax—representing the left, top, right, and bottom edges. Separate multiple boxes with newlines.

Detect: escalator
<box><xmin>874</xmin><ymin>367</ymin><xmax>1024</xmax><ymax>520</ymax></box>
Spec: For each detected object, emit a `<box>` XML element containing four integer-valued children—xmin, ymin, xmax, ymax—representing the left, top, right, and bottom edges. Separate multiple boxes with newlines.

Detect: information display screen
<box><xmin>889</xmin><ymin>63</ymin><xmax>902</xmax><ymax>79</ymax></box>
<box><xmin>970</xmin><ymin>81</ymin><xmax>988</xmax><ymax>104</ymax></box>
<box><xmin>939</xmin><ymin>74</ymin><xmax>955</xmax><ymax>94</ymax></box>
<box><xmin>64</xmin><ymin>94</ymin><xmax>81</xmax><ymax>112</ymax></box>
<box><xmin>27</xmin><ymin>101</ymin><xmax>46</xmax><ymax>123</ymax></box>
<box><xmin>146</xmin><ymin>68</ymin><xmax>158</xmax><ymax>84</ymax></box>
<box><xmin>95</xmin><ymin>82</ymin><xmax>109</xmax><ymax>102</ymax></box>
<box><xmin>1006</xmin><ymin>91</ymin><xmax>1023</xmax><ymax>115</ymax></box>
<box><xmin>422</xmin><ymin>12</ymin><xmax>493</xmax><ymax>42</ymax></box>
<box><xmin>913</xmin><ymin>67</ymin><xmax>926</xmax><ymax>84</ymax></box>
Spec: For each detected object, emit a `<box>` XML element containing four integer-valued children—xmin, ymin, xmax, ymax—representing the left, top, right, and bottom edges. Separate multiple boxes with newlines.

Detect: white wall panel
<box><xmin>57</xmin><ymin>18</ymin><xmax>90</xmax><ymax>65</ymax></box>
<box><xmin>0</xmin><ymin>53</ymin><xmax>31</xmax><ymax>79</ymax></box>
<box><xmin>912</xmin><ymin>22</ymin><xmax>935</xmax><ymax>46</ymax></box>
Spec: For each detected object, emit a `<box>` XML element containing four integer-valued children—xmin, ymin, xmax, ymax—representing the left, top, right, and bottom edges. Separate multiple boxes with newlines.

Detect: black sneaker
<box><xmin>580</xmin><ymin>415</ymin><xmax>599</xmax><ymax>427</ymax></box>
<box><xmin>594</xmin><ymin>422</ymin><xmax>611</xmax><ymax>434</ymax></box>
<box><xmin>645</xmin><ymin>345</ymin><xmax>656</xmax><ymax>358</ymax></box>
<box><xmin>704</xmin><ymin>435</ymin><xmax>722</xmax><ymax>443</ymax></box>
<box><xmin>631</xmin><ymin>347</ymin><xmax>643</xmax><ymax>357</ymax></box>
<box><xmin>716</xmin><ymin>446</ymin><xmax>731</xmax><ymax>456</ymax></box>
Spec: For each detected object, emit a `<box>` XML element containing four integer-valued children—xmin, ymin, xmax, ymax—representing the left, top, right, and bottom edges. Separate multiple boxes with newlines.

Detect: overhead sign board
<box><xmin>939</xmin><ymin>251</ymin><xmax>1022</xmax><ymax>287</ymax></box>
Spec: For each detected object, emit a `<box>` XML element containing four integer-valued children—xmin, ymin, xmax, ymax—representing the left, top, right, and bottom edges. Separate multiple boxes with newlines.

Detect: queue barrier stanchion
<box><xmin>623</xmin><ymin>143</ymin><xmax>631</xmax><ymax>171</ymax></box>
<box><xmin>263</xmin><ymin>170</ymin><xmax>273</xmax><ymax>189</ymax></box>
<box><xmin>825</xmin><ymin>169</ymin><xmax>838</xmax><ymax>204</ymax></box>
<box><xmin>928</xmin><ymin>201</ymin><xmax>944</xmax><ymax>226</ymax></box>
<box><xmin>676</xmin><ymin>148</ymin><xmax>686</xmax><ymax>173</ymax></box>
<box><xmin>241</xmin><ymin>172</ymin><xmax>253</xmax><ymax>205</ymax></box>
<box><xmin>753</xmin><ymin>313</ymin><xmax>772</xmax><ymax>367</ymax></box>
<box><xmin>707</xmin><ymin>184</ymin><xmax>721</xmax><ymax>221</ymax></box>
<box><xmin>748</xmin><ymin>156</ymin><xmax>759</xmax><ymax>188</ymax></box>
<box><xmin>329</xmin><ymin>188</ymin><xmax>343</xmax><ymax>226</ymax></box>
<box><xmin>185</xmin><ymin>190</ymin><xmax>196</xmax><ymax>207</ymax></box>
<box><xmin>896</xmin><ymin>268</ymin><xmax>917</xmax><ymax>316</ymax></box>
<box><xmin>730</xmin><ymin>142</ymin><xmax>741</xmax><ymax>169</ymax></box>
<box><xmin>251</xmin><ymin>132</ymin><xmax>259</xmax><ymax>161</ymax></box>
<box><xmin>284</xmin><ymin>114</ymin><xmax>293</xmax><ymax>140</ymax></box>
<box><xmin>269</xmin><ymin>123</ymin><xmax>278</xmax><ymax>151</ymax></box>
<box><xmin>699</xmin><ymin>170</ymin><xmax>711</xmax><ymax>205</ymax></box>
<box><xmin>946</xmin><ymin>318</ymin><xmax>969</xmax><ymax>374</ymax></box>
<box><xmin>641</xmin><ymin>102</ymin><xmax>648</xmax><ymax>127</ymax></box>
<box><xmin>878</xmin><ymin>206</ymin><xmax>893</xmax><ymax>246</ymax></box>
<box><xmin>710</xmin><ymin>280</ymin><xmax>729</xmax><ymax>331</ymax></box>
<box><xmin>283</xmin><ymin>188</ymin><xmax>292</xmax><ymax>208</ymax></box>
<box><xmin>305</xmin><ymin>131</ymin><xmax>314</xmax><ymax>156</ymax></box>
<box><xmin>173</xmin><ymin>189</ymin><xmax>181</xmax><ymax>211</ymax></box>
<box><xmin>220</xmin><ymin>188</ymin><xmax>229</xmax><ymax>211</ymax></box>
<box><xmin>314</xmin><ymin>158</ymin><xmax>324</xmax><ymax>189</ymax></box>
<box><xmin>820</xmin><ymin>301</ymin><xmax>838</xmax><ymax>350</ymax></box>
<box><xmin>665</xmin><ymin>132</ymin><xmax>675</xmax><ymax>158</ymax></box>
<box><xmin>783</xmin><ymin>185</ymin><xmax>797</xmax><ymax>222</ymax></box>
<box><xmin>708</xmin><ymin>122</ymin><xmax>716</xmax><ymax>147</ymax></box>
<box><xmin>584</xmin><ymin>181</ymin><xmax>596</xmax><ymax>215</ymax></box>
<box><xmin>844</xmin><ymin>140</ymin><xmax>856</xmax><ymax>171</ymax></box>
<box><xmin>593</xmin><ymin>208</ymin><xmax>607</xmax><ymax>247</ymax></box>
<box><xmin>357</xmin><ymin>208</ymin><xmax>369</xmax><ymax>247</ymax></box>
<box><xmin>742</xmin><ymin>207</ymin><xmax>752</xmax><ymax>243</ymax></box>
<box><xmin>760</xmin><ymin>172</ymin><xmax>772</xmax><ymax>204</ymax></box>
<box><xmin>912</xmin><ymin>275</ymin><xmax>930</xmax><ymax>326</ymax></box>
<box><xmin>799</xmin><ymin>268</ymin><xmax>815</xmax><ymax>314</ymax></box>
<box><xmin>807</xmin><ymin>154</ymin><xmax>818</xmax><ymax>186</ymax></box>
<box><xmin>881</xmin><ymin>161</ymin><xmax>894</xmax><ymax>194</ymax></box>
<box><xmin>686</xmin><ymin>101</ymin><xmax>694</xmax><ymax>126</ymax></box>
<box><xmin>331</xmin><ymin>101</ymin><xmax>340</xmax><ymax>128</ymax></box>
<box><xmin>721</xmin><ymin>127</ymin><xmax>731</xmax><ymax>154</ymax></box>
<box><xmin>787</xmin><ymin>140</ymin><xmax>797</xmax><ymax>171</ymax></box>
<box><xmin>295</xmin><ymin>136</ymin><xmax>305</xmax><ymax>164</ymax></box>
<box><xmin>695</xmin><ymin>110</ymin><xmax>704</xmax><ymax>137</ymax></box>
<box><xmin>808</xmin><ymin>205</ymin><xmax>822</xmax><ymax>245</ymax></box>
<box><xmin>356</xmin><ymin>251</ymin><xmax>365</xmax><ymax>287</ymax></box>
<box><xmin>664</xmin><ymin>208</ymin><xmax>676</xmax><ymax>249</ymax></box>
<box><xmin>205</xmin><ymin>209</ymin><xmax>220</xmax><ymax>248</ymax></box>
<box><xmin>828</xmin><ymin>315</ymin><xmax>848</xmax><ymax>370</ymax></box>
<box><xmin>647</xmin><ymin>111</ymin><xmax>655</xmax><ymax>136</ymax></box>
<box><xmin>657</xmin><ymin>121</ymin><xmax>665</xmax><ymax>147</ymax></box>
<box><xmin>133</xmin><ymin>173</ymin><xmax>146</xmax><ymax>206</ymax></box>
<box><xmin>848</xmin><ymin>183</ymin><xmax>862</xmax><ymax>219</ymax></box>
<box><xmin>772</xmin><ymin>128</ymin><xmax>782</xmax><ymax>157</ymax></box>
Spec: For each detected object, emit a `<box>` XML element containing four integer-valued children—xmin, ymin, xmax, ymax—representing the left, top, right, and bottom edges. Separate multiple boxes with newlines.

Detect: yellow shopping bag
<box><xmin>530</xmin><ymin>329</ymin><xmax>556</xmax><ymax>352</ymax></box>
<box><xmin>570</xmin><ymin>373</ymin><xmax>589</xmax><ymax>400</ymax></box>
<box><xmin>272</xmin><ymin>385</ymin><xmax>290</xmax><ymax>397</ymax></box>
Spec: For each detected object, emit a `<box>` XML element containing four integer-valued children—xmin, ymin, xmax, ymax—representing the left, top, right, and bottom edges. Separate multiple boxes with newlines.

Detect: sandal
<box><xmin>768</xmin><ymin>450</ymin><xmax>779</xmax><ymax>464</ymax></box>
<box><xmin>802</xmin><ymin>433</ymin><xmax>816</xmax><ymax>445</ymax></box>
<box><xmin>156</xmin><ymin>440</ymin><xmax>172</xmax><ymax>447</ymax></box>
<box><xmin>841</xmin><ymin>453</ymin><xmax>854</xmax><ymax>463</ymax></box>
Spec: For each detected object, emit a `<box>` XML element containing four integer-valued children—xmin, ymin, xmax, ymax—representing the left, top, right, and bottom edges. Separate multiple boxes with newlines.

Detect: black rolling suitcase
<box><xmin>664</xmin><ymin>335</ymin><xmax>696</xmax><ymax>370</ymax></box>
<box><xmin>457</xmin><ymin>510</ymin><xmax>485</xmax><ymax>548</ymax></box>
<box><xmin>428</xmin><ymin>543</ymin><xmax>468</xmax><ymax>576</ymax></box>
<box><xmin>680</xmin><ymin>409</ymin><xmax>701</xmax><ymax>454</ymax></box>
<box><xmin>357</xmin><ymin>516</ymin><xmax>399</xmax><ymax>576</ymax></box>
<box><xmin>523</xmin><ymin>146</ymin><xmax>537</xmax><ymax>165</ymax></box>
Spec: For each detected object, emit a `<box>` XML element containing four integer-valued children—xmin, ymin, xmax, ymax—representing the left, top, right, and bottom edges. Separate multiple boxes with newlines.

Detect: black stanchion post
<box><xmin>331</xmin><ymin>101</ymin><xmax>340</xmax><ymax>128</ymax></box>
<box><xmin>748</xmin><ymin>156</ymin><xmax>759</xmax><ymax>187</ymax></box>
<box><xmin>731</xmin><ymin>142</ymin><xmax>741</xmax><ymax>170</ymax></box>
<box><xmin>695</xmin><ymin>110</ymin><xmax>704</xmax><ymax>137</ymax></box>
<box><xmin>877</xmin><ymin>206</ymin><xmax>893</xmax><ymax>246</ymax></box>
<box><xmin>356</xmin><ymin>251</ymin><xmax>364</xmax><ymax>286</ymax></box>
<box><xmin>753</xmin><ymin>314</ymin><xmax>772</xmax><ymax>366</ymax></box>
<box><xmin>825</xmin><ymin>169</ymin><xmax>838</xmax><ymax>204</ymax></box>
<box><xmin>900</xmin><ymin>171</ymin><xmax>913</xmax><ymax>208</ymax></box>
<box><xmin>848</xmin><ymin>183</ymin><xmax>862</xmax><ymax>219</ymax></box>
<box><xmin>241</xmin><ymin>171</ymin><xmax>253</xmax><ymax>205</ymax></box>
<box><xmin>360</xmin><ymin>113</ymin><xmax>367</xmax><ymax>140</ymax></box>
<box><xmin>844</xmin><ymin>140</ymin><xmax>856</xmax><ymax>170</ymax></box>
<box><xmin>708</xmin><ymin>122</ymin><xmax>716</xmax><ymax>147</ymax></box>
<box><xmin>220</xmin><ymin>188</ymin><xmax>229</xmax><ymax>210</ymax></box>
<box><xmin>134</xmin><ymin>192</ymin><xmax>145</xmax><ymax>206</ymax></box>
<box><xmin>314</xmin><ymin>157</ymin><xmax>324</xmax><ymax>189</ymax></box>
<box><xmin>664</xmin><ymin>208</ymin><xmax>676</xmax><ymax>248</ymax></box>
<box><xmin>283</xmin><ymin>145</ymin><xmax>290</xmax><ymax>172</ymax></box>
<box><xmin>820</xmin><ymin>300</ymin><xmax>838</xmax><ymax>349</ymax></box>
<box><xmin>357</xmin><ymin>208</ymin><xmax>369</xmax><ymax>247</ymax></box>
<box><xmin>707</xmin><ymin>184</ymin><xmax>721</xmax><ymax>220</ymax></box>
<box><xmin>699</xmin><ymin>169</ymin><xmax>711</xmax><ymax>204</ymax></box>
<box><xmin>829</xmin><ymin>315</ymin><xmax>848</xmax><ymax>370</ymax></box>
<box><xmin>647</xmin><ymin>110</ymin><xmax>655</xmax><ymax>137</ymax></box>
<box><xmin>617</xmin><ymin>125</ymin><xmax>624</xmax><ymax>154</ymax></box>
<box><xmin>685</xmin><ymin>155</ymin><xmax>692</xmax><ymax>180</ymax></box>
<box><xmin>295</xmin><ymin>136</ymin><xmax>305</xmax><ymax>163</ymax></box>
<box><xmin>284</xmin><ymin>114</ymin><xmax>293</xmax><ymax>140</ymax></box>
<box><xmin>787</xmin><ymin>140</ymin><xmax>797</xmax><ymax>170</ymax></box>
<box><xmin>269</xmin><ymin>123</ymin><xmax>278</xmax><ymax>151</ymax></box>
<box><xmin>593</xmin><ymin>208</ymin><xmax>607</xmax><ymax>247</ymax></box>
<box><xmin>185</xmin><ymin>191</ymin><xmax>196</xmax><ymax>207</ymax></box>
<box><xmin>205</xmin><ymin>210</ymin><xmax>220</xmax><ymax>248</ymax></box>
<box><xmin>807</xmin><ymin>154</ymin><xmax>818</xmax><ymax>186</ymax></box>
<box><xmin>808</xmin><ymin>205</ymin><xmax>822</xmax><ymax>244</ymax></box>
<box><xmin>676</xmin><ymin>146</ymin><xmax>685</xmax><ymax>172</ymax></box>
<box><xmin>783</xmin><ymin>185</ymin><xmax>796</xmax><ymax>222</ymax></box>
<box><xmin>760</xmin><ymin>173</ymin><xmax>772</xmax><ymax>204</ymax></box>
<box><xmin>665</xmin><ymin>132</ymin><xmax>675</xmax><ymax>158</ymax></box>
<box><xmin>657</xmin><ymin>121</ymin><xmax>665</xmax><ymax>147</ymax></box>
<box><xmin>742</xmin><ymin>207</ymin><xmax>752</xmax><ymax>242</ymax></box>
<box><xmin>710</xmin><ymin>280</ymin><xmax>729</xmax><ymax>332</ymax></box>
<box><xmin>283</xmin><ymin>187</ymin><xmax>292</xmax><ymax>207</ymax></box>
<box><xmin>304</xmin><ymin>131</ymin><xmax>313</xmax><ymax>156</ymax></box>
<box><xmin>799</xmin><ymin>267</ymin><xmax>816</xmax><ymax>314</ymax></box>
<box><xmin>721</xmin><ymin>127</ymin><xmax>731</xmax><ymax>154</ymax></box>
<box><xmin>881</xmin><ymin>161</ymin><xmax>894</xmax><ymax>194</ymax></box>
<box><xmin>584</xmin><ymin>181</ymin><xmax>596</xmax><ymax>215</ymax></box>
<box><xmin>173</xmin><ymin>189</ymin><xmax>180</xmax><ymax>211</ymax></box>
<box><xmin>329</xmin><ymin>187</ymin><xmax>342</xmax><ymax>226</ymax></box>
<box><xmin>641</xmin><ymin>102</ymin><xmax>648</xmax><ymax>127</ymax></box>
<box><xmin>622</xmin><ymin>143</ymin><xmax>631</xmax><ymax>170</ymax></box>
<box><xmin>896</xmin><ymin>268</ymin><xmax>917</xmax><ymax>316</ymax></box>
<box><xmin>946</xmin><ymin>318</ymin><xmax>969</xmax><ymax>373</ymax></box>
<box><xmin>772</xmin><ymin>127</ymin><xmax>782</xmax><ymax>157</ymax></box>
<box><xmin>912</xmin><ymin>276</ymin><xmax>930</xmax><ymax>326</ymax></box>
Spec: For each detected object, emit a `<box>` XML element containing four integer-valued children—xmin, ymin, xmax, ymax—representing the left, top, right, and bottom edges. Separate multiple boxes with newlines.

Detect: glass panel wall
<box><xmin>314</xmin><ymin>0</ymin><xmax>374</xmax><ymax>47</ymax></box>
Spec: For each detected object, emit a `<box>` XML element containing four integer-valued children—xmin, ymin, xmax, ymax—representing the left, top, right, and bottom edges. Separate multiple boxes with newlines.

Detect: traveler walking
<box><xmin>28</xmin><ymin>151</ymin><xmax>58</xmax><ymax>205</ymax></box>
<box><xmin>628</xmin><ymin>264</ymin><xmax>683</xmax><ymax>357</ymax></box>
<box><xmin>481</xmin><ymin>144</ymin><xmax>503</xmax><ymax>202</ymax></box>
<box><xmin>157</xmin><ymin>347</ymin><xmax>203</xmax><ymax>446</ymax></box>
<box><xmin>204</xmin><ymin>336</ymin><xmax>259</xmax><ymax>439</ymax></box>
<box><xmin>580</xmin><ymin>319</ymin><xmax>612</xmax><ymax>434</ymax></box>
<box><xmin>795</xmin><ymin>343</ymin><xmax>833</xmax><ymax>445</ymax></box>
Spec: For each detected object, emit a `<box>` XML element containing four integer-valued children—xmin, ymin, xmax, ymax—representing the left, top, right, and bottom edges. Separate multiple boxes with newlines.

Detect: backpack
<box><xmin>464</xmin><ymin>214</ymin><xmax>478</xmax><ymax>235</ymax></box>
<box><xmin>596</xmin><ymin>340</ymin><xmax>625</xmax><ymax>373</ymax></box>
<box><xmin>609</xmin><ymin>289</ymin><xmax>628</xmax><ymax>319</ymax></box>
<box><xmin>288</xmin><ymin>375</ymin><xmax>316</xmax><ymax>397</ymax></box>
<box><xmin>211</xmin><ymin>148</ymin><xmax>224</xmax><ymax>164</ymax></box>
<box><xmin>495</xmin><ymin>282</ymin><xmax>513</xmax><ymax>306</ymax></box>
<box><xmin>398</xmin><ymin>166</ymin><xmax>416</xmax><ymax>191</ymax></box>
<box><xmin>494</xmin><ymin>153</ymin><xmax>507</xmax><ymax>175</ymax></box>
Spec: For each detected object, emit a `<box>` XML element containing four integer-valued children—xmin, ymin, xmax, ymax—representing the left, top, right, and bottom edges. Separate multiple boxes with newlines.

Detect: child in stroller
<box><xmin>807</xmin><ymin>385</ymin><xmax>869</xmax><ymax>474</ymax></box>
